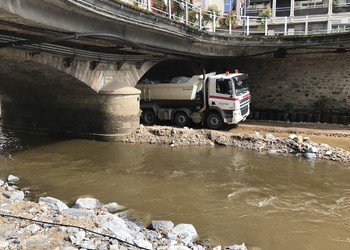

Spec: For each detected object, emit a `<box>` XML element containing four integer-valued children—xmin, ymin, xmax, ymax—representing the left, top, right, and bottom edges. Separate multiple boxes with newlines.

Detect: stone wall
<box><xmin>233</xmin><ymin>53</ymin><xmax>350</xmax><ymax>114</ymax></box>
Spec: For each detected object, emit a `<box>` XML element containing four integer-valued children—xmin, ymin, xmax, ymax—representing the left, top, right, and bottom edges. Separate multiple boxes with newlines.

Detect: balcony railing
<box><xmin>76</xmin><ymin>0</ymin><xmax>350</xmax><ymax>36</ymax></box>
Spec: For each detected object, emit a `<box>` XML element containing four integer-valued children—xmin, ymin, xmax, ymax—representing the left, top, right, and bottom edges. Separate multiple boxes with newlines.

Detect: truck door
<box><xmin>208</xmin><ymin>78</ymin><xmax>235</xmax><ymax>110</ymax></box>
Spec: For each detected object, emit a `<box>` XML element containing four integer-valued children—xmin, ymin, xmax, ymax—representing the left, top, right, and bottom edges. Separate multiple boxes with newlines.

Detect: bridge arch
<box><xmin>0</xmin><ymin>48</ymin><xmax>157</xmax><ymax>140</ymax></box>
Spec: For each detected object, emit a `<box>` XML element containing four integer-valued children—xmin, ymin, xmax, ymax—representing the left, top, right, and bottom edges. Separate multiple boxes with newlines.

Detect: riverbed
<box><xmin>0</xmin><ymin>127</ymin><xmax>350</xmax><ymax>249</ymax></box>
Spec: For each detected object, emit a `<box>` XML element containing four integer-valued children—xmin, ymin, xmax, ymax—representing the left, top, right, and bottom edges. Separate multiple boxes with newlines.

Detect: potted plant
<box><xmin>202</xmin><ymin>5</ymin><xmax>220</xmax><ymax>26</ymax></box>
<box><xmin>188</xmin><ymin>10</ymin><xmax>197</xmax><ymax>24</ymax></box>
<box><xmin>258</xmin><ymin>7</ymin><xmax>272</xmax><ymax>31</ymax></box>
<box><xmin>172</xmin><ymin>0</ymin><xmax>185</xmax><ymax>19</ymax></box>
<box><xmin>218</xmin><ymin>10</ymin><xmax>237</xmax><ymax>29</ymax></box>
<box><xmin>152</xmin><ymin>0</ymin><xmax>168</xmax><ymax>15</ymax></box>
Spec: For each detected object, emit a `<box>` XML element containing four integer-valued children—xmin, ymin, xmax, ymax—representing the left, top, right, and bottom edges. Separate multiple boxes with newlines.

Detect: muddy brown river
<box><xmin>0</xmin><ymin>129</ymin><xmax>350</xmax><ymax>249</ymax></box>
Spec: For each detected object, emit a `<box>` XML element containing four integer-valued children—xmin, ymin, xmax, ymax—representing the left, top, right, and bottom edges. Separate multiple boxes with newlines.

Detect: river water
<box><xmin>1</xmin><ymin>129</ymin><xmax>350</xmax><ymax>250</ymax></box>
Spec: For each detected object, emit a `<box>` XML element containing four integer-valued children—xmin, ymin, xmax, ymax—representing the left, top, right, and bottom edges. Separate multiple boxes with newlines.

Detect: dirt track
<box><xmin>230</xmin><ymin>120</ymin><xmax>350</xmax><ymax>151</ymax></box>
<box><xmin>234</xmin><ymin>121</ymin><xmax>350</xmax><ymax>151</ymax></box>
<box><xmin>234</xmin><ymin>120</ymin><xmax>350</xmax><ymax>137</ymax></box>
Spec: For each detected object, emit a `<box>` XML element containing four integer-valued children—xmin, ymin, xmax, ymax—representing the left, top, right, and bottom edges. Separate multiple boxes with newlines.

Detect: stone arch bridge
<box><xmin>0</xmin><ymin>0</ymin><xmax>349</xmax><ymax>140</ymax></box>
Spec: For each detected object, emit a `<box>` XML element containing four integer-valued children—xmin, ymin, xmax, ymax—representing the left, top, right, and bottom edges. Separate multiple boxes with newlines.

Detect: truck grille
<box><xmin>240</xmin><ymin>95</ymin><xmax>250</xmax><ymax>106</ymax></box>
<box><xmin>241</xmin><ymin>105</ymin><xmax>249</xmax><ymax>116</ymax></box>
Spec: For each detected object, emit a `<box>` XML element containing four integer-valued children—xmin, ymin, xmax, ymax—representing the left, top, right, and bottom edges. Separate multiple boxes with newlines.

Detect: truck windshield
<box><xmin>234</xmin><ymin>77</ymin><xmax>249</xmax><ymax>96</ymax></box>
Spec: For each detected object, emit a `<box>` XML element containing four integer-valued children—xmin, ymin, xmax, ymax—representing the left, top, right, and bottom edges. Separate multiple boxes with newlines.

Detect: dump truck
<box><xmin>135</xmin><ymin>71</ymin><xmax>250</xmax><ymax>130</ymax></box>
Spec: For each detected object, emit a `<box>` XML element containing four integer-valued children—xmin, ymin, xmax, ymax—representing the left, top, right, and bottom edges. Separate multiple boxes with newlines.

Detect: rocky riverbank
<box><xmin>124</xmin><ymin>125</ymin><xmax>350</xmax><ymax>163</ymax></box>
<box><xmin>0</xmin><ymin>175</ymin><xmax>247</xmax><ymax>250</ymax></box>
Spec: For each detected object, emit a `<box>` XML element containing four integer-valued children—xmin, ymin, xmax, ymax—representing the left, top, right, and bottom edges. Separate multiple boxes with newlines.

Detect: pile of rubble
<box><xmin>124</xmin><ymin>125</ymin><xmax>350</xmax><ymax>163</ymax></box>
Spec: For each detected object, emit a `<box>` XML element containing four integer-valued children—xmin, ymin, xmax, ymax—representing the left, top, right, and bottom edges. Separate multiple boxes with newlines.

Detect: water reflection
<box><xmin>0</xmin><ymin>130</ymin><xmax>350</xmax><ymax>249</ymax></box>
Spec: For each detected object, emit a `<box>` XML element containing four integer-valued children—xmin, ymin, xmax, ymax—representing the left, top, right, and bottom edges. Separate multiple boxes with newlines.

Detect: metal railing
<box><xmin>77</xmin><ymin>0</ymin><xmax>350</xmax><ymax>36</ymax></box>
<box><xmin>126</xmin><ymin>0</ymin><xmax>350</xmax><ymax>36</ymax></box>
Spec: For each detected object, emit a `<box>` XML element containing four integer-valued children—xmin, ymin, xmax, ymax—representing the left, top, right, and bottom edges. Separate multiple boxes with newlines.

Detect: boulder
<box><xmin>63</xmin><ymin>208</ymin><xmax>94</xmax><ymax>217</ymax></box>
<box><xmin>225</xmin><ymin>243</ymin><xmax>247</xmax><ymax>250</ymax></box>
<box><xmin>151</xmin><ymin>220</ymin><xmax>175</xmax><ymax>232</ymax></box>
<box><xmin>73</xmin><ymin>198</ymin><xmax>101</xmax><ymax>210</ymax></box>
<box><xmin>169</xmin><ymin>246</ymin><xmax>191</xmax><ymax>250</ymax></box>
<box><xmin>0</xmin><ymin>239</ymin><xmax>9</xmax><ymax>249</ymax></box>
<box><xmin>133</xmin><ymin>237</ymin><xmax>153</xmax><ymax>250</ymax></box>
<box><xmin>7</xmin><ymin>175</ymin><xmax>19</xmax><ymax>184</ymax></box>
<box><xmin>25</xmin><ymin>224</ymin><xmax>41</xmax><ymax>234</ymax></box>
<box><xmin>69</xmin><ymin>231</ymin><xmax>85</xmax><ymax>245</ymax></box>
<box><xmin>80</xmin><ymin>240</ymin><xmax>96</xmax><ymax>250</ymax></box>
<box><xmin>265</xmin><ymin>134</ymin><xmax>276</xmax><ymax>141</ymax></box>
<box><xmin>39</xmin><ymin>197</ymin><xmax>69</xmax><ymax>212</ymax></box>
<box><xmin>102</xmin><ymin>202</ymin><xmax>124</xmax><ymax>213</ymax></box>
<box><xmin>172</xmin><ymin>224</ymin><xmax>198</xmax><ymax>245</ymax></box>
<box><xmin>10</xmin><ymin>191</ymin><xmax>24</xmax><ymax>201</ymax></box>
<box><xmin>304</xmin><ymin>152</ymin><xmax>317</xmax><ymax>160</ymax></box>
<box><xmin>98</xmin><ymin>214</ymin><xmax>131</xmax><ymax>241</ymax></box>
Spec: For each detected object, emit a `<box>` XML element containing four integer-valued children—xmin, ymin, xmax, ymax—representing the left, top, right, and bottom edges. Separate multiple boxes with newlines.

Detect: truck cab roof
<box><xmin>212</xmin><ymin>72</ymin><xmax>248</xmax><ymax>80</ymax></box>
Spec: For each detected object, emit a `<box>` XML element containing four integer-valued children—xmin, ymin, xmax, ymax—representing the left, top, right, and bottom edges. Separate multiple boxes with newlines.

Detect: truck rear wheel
<box><xmin>141</xmin><ymin>109</ymin><xmax>157</xmax><ymax>125</ymax></box>
<box><xmin>206</xmin><ymin>112</ymin><xmax>224</xmax><ymax>130</ymax></box>
<box><xmin>173</xmin><ymin>111</ymin><xmax>189</xmax><ymax>127</ymax></box>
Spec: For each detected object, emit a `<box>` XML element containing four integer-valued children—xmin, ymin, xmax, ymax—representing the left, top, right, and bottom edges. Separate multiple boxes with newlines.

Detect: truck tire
<box><xmin>173</xmin><ymin>111</ymin><xmax>189</xmax><ymax>127</ymax></box>
<box><xmin>141</xmin><ymin>109</ymin><xmax>157</xmax><ymax>125</ymax></box>
<box><xmin>206</xmin><ymin>112</ymin><xmax>224</xmax><ymax>130</ymax></box>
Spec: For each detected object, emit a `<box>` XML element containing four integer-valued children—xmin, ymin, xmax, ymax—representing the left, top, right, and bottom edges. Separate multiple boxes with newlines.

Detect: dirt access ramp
<box><xmin>236</xmin><ymin>120</ymin><xmax>350</xmax><ymax>151</ymax></box>
<box><xmin>236</xmin><ymin>120</ymin><xmax>350</xmax><ymax>137</ymax></box>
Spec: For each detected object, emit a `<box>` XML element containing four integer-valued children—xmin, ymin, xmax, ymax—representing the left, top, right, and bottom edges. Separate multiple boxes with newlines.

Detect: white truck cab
<box><xmin>207</xmin><ymin>72</ymin><xmax>250</xmax><ymax>127</ymax></box>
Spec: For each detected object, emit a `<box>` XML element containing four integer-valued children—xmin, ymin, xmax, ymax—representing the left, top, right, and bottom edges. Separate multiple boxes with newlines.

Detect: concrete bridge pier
<box><xmin>0</xmin><ymin>49</ymin><xmax>156</xmax><ymax>140</ymax></box>
<box><xmin>1</xmin><ymin>90</ymin><xmax>141</xmax><ymax>141</ymax></box>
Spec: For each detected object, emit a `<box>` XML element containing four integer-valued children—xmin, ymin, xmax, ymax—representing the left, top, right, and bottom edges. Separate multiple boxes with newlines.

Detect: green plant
<box><xmin>188</xmin><ymin>10</ymin><xmax>197</xmax><ymax>24</ymax></box>
<box><xmin>152</xmin><ymin>0</ymin><xmax>168</xmax><ymax>15</ymax></box>
<box><xmin>258</xmin><ymin>7</ymin><xmax>272</xmax><ymax>18</ymax></box>
<box><xmin>258</xmin><ymin>7</ymin><xmax>272</xmax><ymax>31</ymax></box>
<box><xmin>218</xmin><ymin>10</ymin><xmax>237</xmax><ymax>29</ymax></box>
<box><xmin>172</xmin><ymin>0</ymin><xmax>185</xmax><ymax>18</ymax></box>
<box><xmin>203</xmin><ymin>5</ymin><xmax>220</xmax><ymax>24</ymax></box>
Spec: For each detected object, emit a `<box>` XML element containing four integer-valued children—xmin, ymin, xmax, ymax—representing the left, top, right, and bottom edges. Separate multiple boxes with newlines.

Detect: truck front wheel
<box><xmin>141</xmin><ymin>109</ymin><xmax>157</xmax><ymax>125</ymax></box>
<box><xmin>206</xmin><ymin>112</ymin><xmax>224</xmax><ymax>130</ymax></box>
<box><xmin>173</xmin><ymin>111</ymin><xmax>189</xmax><ymax>127</ymax></box>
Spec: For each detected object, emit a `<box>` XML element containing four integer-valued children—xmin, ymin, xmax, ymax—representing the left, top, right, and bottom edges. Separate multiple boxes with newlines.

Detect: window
<box><xmin>216</xmin><ymin>79</ymin><xmax>233</xmax><ymax>95</ymax></box>
<box><xmin>224</xmin><ymin>0</ymin><xmax>236</xmax><ymax>12</ymax></box>
<box><xmin>234</xmin><ymin>78</ymin><xmax>249</xmax><ymax>96</ymax></box>
<box><xmin>332</xmin><ymin>24</ymin><xmax>350</xmax><ymax>33</ymax></box>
